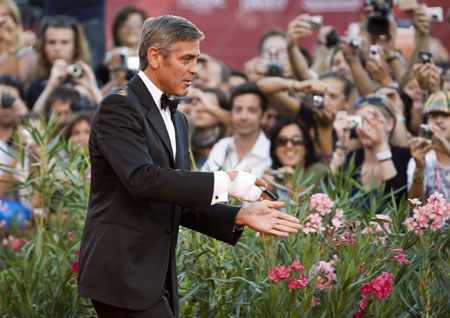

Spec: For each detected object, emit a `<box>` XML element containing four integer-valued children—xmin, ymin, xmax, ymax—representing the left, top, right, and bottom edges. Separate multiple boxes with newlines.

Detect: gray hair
<box><xmin>138</xmin><ymin>15</ymin><xmax>204</xmax><ymax>71</ymax></box>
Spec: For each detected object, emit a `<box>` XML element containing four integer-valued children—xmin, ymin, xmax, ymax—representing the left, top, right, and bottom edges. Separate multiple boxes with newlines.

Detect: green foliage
<box><xmin>0</xmin><ymin>117</ymin><xmax>448</xmax><ymax>317</ymax></box>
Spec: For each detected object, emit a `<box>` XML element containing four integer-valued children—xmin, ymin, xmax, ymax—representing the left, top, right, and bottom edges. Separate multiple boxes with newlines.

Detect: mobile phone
<box><xmin>418</xmin><ymin>51</ymin><xmax>432</xmax><ymax>63</ymax></box>
<box><xmin>262</xmin><ymin>188</ymin><xmax>278</xmax><ymax>201</ymax></box>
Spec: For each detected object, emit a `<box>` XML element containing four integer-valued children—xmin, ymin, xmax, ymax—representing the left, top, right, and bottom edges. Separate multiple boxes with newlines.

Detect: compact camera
<box><xmin>66</xmin><ymin>64</ymin><xmax>83</xmax><ymax>78</ymax></box>
<box><xmin>366</xmin><ymin>0</ymin><xmax>393</xmax><ymax>36</ymax></box>
<box><xmin>308</xmin><ymin>15</ymin><xmax>323</xmax><ymax>30</ymax></box>
<box><xmin>311</xmin><ymin>93</ymin><xmax>325</xmax><ymax>109</ymax></box>
<box><xmin>369</xmin><ymin>45</ymin><xmax>381</xmax><ymax>61</ymax></box>
<box><xmin>348</xmin><ymin>115</ymin><xmax>362</xmax><ymax>129</ymax></box>
<box><xmin>265</xmin><ymin>47</ymin><xmax>284</xmax><ymax>77</ymax></box>
<box><xmin>325</xmin><ymin>29</ymin><xmax>340</xmax><ymax>48</ymax></box>
<box><xmin>1</xmin><ymin>89</ymin><xmax>15</xmax><ymax>109</ymax></box>
<box><xmin>425</xmin><ymin>7</ymin><xmax>443</xmax><ymax>23</ymax></box>
<box><xmin>419</xmin><ymin>51</ymin><xmax>432</xmax><ymax>64</ymax></box>
<box><xmin>345</xmin><ymin>36</ymin><xmax>363</xmax><ymax>49</ymax></box>
<box><xmin>419</xmin><ymin>124</ymin><xmax>433</xmax><ymax>144</ymax></box>
<box><xmin>120</xmin><ymin>52</ymin><xmax>139</xmax><ymax>72</ymax></box>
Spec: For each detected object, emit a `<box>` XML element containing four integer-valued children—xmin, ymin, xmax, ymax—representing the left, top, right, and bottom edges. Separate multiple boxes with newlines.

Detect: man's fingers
<box><xmin>273</xmin><ymin>224</ymin><xmax>299</xmax><ymax>234</ymax></box>
<box><xmin>269</xmin><ymin>230</ymin><xmax>289</xmax><ymax>238</ymax></box>
<box><xmin>266</xmin><ymin>201</ymin><xmax>284</xmax><ymax>209</ymax></box>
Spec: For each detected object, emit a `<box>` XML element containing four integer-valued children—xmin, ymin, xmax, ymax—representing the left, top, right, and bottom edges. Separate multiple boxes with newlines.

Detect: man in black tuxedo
<box><xmin>78</xmin><ymin>15</ymin><xmax>301</xmax><ymax>318</ymax></box>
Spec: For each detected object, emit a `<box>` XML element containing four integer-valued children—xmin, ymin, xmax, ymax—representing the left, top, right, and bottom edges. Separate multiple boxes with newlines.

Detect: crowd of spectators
<box><xmin>0</xmin><ymin>0</ymin><xmax>449</xmax><ymax>215</ymax></box>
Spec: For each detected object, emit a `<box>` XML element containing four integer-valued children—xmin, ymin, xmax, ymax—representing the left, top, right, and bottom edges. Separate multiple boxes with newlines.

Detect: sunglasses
<box><xmin>122</xmin><ymin>20</ymin><xmax>144</xmax><ymax>28</ymax></box>
<box><xmin>44</xmin><ymin>16</ymin><xmax>78</xmax><ymax>28</ymax></box>
<box><xmin>354</xmin><ymin>95</ymin><xmax>395</xmax><ymax>118</ymax></box>
<box><xmin>276</xmin><ymin>135</ymin><xmax>304</xmax><ymax>147</ymax></box>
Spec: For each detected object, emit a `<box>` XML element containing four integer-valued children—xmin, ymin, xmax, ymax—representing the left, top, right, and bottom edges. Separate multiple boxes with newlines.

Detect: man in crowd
<box><xmin>203</xmin><ymin>82</ymin><xmax>272</xmax><ymax>177</ymax></box>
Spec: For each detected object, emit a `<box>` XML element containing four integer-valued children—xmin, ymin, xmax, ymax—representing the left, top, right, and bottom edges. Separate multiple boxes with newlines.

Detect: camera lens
<box><xmin>67</xmin><ymin>64</ymin><xmax>83</xmax><ymax>78</ymax></box>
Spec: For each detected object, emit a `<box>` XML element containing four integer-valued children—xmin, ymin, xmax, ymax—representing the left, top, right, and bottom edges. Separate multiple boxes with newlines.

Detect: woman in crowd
<box><xmin>330</xmin><ymin>94</ymin><xmax>411</xmax><ymax>201</ymax></box>
<box><xmin>264</xmin><ymin>117</ymin><xmax>327</xmax><ymax>196</ymax></box>
<box><xmin>185</xmin><ymin>87</ymin><xmax>230</xmax><ymax>167</ymax></box>
<box><xmin>97</xmin><ymin>6</ymin><xmax>146</xmax><ymax>94</ymax></box>
<box><xmin>27</xmin><ymin>15</ymin><xmax>101</xmax><ymax>112</ymax></box>
<box><xmin>63</xmin><ymin>110</ymin><xmax>93</xmax><ymax>152</ymax></box>
<box><xmin>408</xmin><ymin>91</ymin><xmax>450</xmax><ymax>201</ymax></box>
<box><xmin>0</xmin><ymin>0</ymin><xmax>26</xmax><ymax>77</ymax></box>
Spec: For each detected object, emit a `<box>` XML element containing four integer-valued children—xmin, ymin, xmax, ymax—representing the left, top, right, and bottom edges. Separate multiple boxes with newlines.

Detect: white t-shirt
<box><xmin>407</xmin><ymin>150</ymin><xmax>450</xmax><ymax>200</ymax></box>
<box><xmin>202</xmin><ymin>131</ymin><xmax>272</xmax><ymax>178</ymax></box>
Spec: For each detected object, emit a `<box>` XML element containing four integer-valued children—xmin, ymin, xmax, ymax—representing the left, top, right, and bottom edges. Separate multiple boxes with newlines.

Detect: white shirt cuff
<box><xmin>211</xmin><ymin>171</ymin><xmax>229</xmax><ymax>204</ymax></box>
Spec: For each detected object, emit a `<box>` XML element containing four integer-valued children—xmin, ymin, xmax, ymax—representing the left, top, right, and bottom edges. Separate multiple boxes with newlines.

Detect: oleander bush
<box><xmin>0</xmin><ymin>117</ymin><xmax>448</xmax><ymax>318</ymax></box>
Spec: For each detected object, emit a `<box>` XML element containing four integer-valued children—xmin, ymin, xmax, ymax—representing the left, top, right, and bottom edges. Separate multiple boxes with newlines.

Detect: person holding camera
<box><xmin>330</xmin><ymin>94</ymin><xmax>410</xmax><ymax>202</ymax></box>
<box><xmin>97</xmin><ymin>6</ymin><xmax>147</xmax><ymax>95</ymax></box>
<box><xmin>26</xmin><ymin>16</ymin><xmax>101</xmax><ymax>113</ymax></box>
<box><xmin>407</xmin><ymin>91</ymin><xmax>450</xmax><ymax>201</ymax></box>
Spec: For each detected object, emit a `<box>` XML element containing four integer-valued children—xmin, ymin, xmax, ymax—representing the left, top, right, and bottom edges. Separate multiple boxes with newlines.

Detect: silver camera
<box><xmin>348</xmin><ymin>115</ymin><xmax>362</xmax><ymax>129</ymax></box>
<box><xmin>308</xmin><ymin>15</ymin><xmax>323</xmax><ymax>30</ymax></box>
<box><xmin>369</xmin><ymin>45</ymin><xmax>381</xmax><ymax>61</ymax></box>
<box><xmin>66</xmin><ymin>64</ymin><xmax>83</xmax><ymax>78</ymax></box>
<box><xmin>425</xmin><ymin>7</ymin><xmax>443</xmax><ymax>23</ymax></box>
<box><xmin>345</xmin><ymin>36</ymin><xmax>363</xmax><ymax>49</ymax></box>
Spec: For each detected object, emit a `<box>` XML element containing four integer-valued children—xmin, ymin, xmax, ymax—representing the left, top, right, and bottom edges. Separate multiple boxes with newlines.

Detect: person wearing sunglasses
<box><xmin>331</xmin><ymin>94</ymin><xmax>411</xmax><ymax>202</ymax></box>
<box><xmin>264</xmin><ymin>117</ymin><xmax>327</xmax><ymax>195</ymax></box>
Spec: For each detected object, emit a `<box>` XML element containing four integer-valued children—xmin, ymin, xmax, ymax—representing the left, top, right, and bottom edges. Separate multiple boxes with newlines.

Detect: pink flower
<box><xmin>268</xmin><ymin>265</ymin><xmax>291</xmax><ymax>283</ymax></box>
<box><xmin>361</xmin><ymin>283</ymin><xmax>372</xmax><ymax>295</ymax></box>
<box><xmin>289</xmin><ymin>260</ymin><xmax>304</xmax><ymax>272</ymax></box>
<box><xmin>287</xmin><ymin>274</ymin><xmax>307</xmax><ymax>289</ymax></box>
<box><xmin>358</xmin><ymin>263</ymin><xmax>364</xmax><ymax>273</ymax></box>
<box><xmin>310</xmin><ymin>193</ymin><xmax>334</xmax><ymax>215</ymax></box>
<box><xmin>11</xmin><ymin>239</ymin><xmax>21</xmax><ymax>249</ymax></box>
<box><xmin>70</xmin><ymin>261</ymin><xmax>79</xmax><ymax>273</ymax></box>
<box><xmin>67</xmin><ymin>232</ymin><xmax>75</xmax><ymax>242</ymax></box>
<box><xmin>408</xmin><ymin>198</ymin><xmax>422</xmax><ymax>205</ymax></box>
<box><xmin>404</xmin><ymin>218</ymin><xmax>417</xmax><ymax>231</ymax></box>
<box><xmin>0</xmin><ymin>220</ymin><xmax>6</xmax><ymax>228</ymax></box>
<box><xmin>2</xmin><ymin>238</ymin><xmax>8</xmax><ymax>247</ymax></box>
<box><xmin>335</xmin><ymin>209</ymin><xmax>344</xmax><ymax>218</ymax></box>
<box><xmin>76</xmin><ymin>251</ymin><xmax>80</xmax><ymax>258</ymax></box>
<box><xmin>311</xmin><ymin>296</ymin><xmax>320</xmax><ymax>307</ymax></box>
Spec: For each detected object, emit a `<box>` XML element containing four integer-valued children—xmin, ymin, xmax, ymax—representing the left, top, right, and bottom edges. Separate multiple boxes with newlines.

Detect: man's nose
<box><xmin>190</xmin><ymin>61</ymin><xmax>198</xmax><ymax>75</ymax></box>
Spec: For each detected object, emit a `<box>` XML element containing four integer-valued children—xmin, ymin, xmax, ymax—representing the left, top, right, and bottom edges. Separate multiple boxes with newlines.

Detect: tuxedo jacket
<box><xmin>78</xmin><ymin>75</ymin><xmax>242</xmax><ymax>315</ymax></box>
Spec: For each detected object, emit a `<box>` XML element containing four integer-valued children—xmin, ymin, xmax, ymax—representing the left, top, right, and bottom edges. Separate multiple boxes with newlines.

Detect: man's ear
<box><xmin>147</xmin><ymin>47</ymin><xmax>162</xmax><ymax>69</ymax></box>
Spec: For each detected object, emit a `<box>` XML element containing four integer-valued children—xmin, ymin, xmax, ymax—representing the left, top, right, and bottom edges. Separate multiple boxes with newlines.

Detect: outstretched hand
<box><xmin>235</xmin><ymin>200</ymin><xmax>301</xmax><ymax>237</ymax></box>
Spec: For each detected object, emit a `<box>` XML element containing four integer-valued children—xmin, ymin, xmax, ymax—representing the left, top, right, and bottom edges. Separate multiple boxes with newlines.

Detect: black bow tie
<box><xmin>160</xmin><ymin>94</ymin><xmax>179</xmax><ymax>116</ymax></box>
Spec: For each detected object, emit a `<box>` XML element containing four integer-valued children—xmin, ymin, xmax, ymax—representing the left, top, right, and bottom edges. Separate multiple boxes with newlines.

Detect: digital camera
<box><xmin>425</xmin><ymin>7</ymin><xmax>443</xmax><ymax>23</ymax></box>
<box><xmin>66</xmin><ymin>64</ymin><xmax>83</xmax><ymax>78</ymax></box>
<box><xmin>419</xmin><ymin>51</ymin><xmax>432</xmax><ymax>64</ymax></box>
<box><xmin>366</xmin><ymin>0</ymin><xmax>393</xmax><ymax>36</ymax></box>
<box><xmin>419</xmin><ymin>124</ymin><xmax>433</xmax><ymax>142</ymax></box>
<box><xmin>1</xmin><ymin>89</ymin><xmax>15</xmax><ymax>109</ymax></box>
<box><xmin>348</xmin><ymin>115</ymin><xmax>362</xmax><ymax>129</ymax></box>
<box><xmin>311</xmin><ymin>93</ymin><xmax>325</xmax><ymax>109</ymax></box>
<box><xmin>308</xmin><ymin>15</ymin><xmax>323</xmax><ymax>30</ymax></box>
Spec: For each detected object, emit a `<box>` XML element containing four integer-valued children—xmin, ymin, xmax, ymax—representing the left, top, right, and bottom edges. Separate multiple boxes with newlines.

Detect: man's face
<box><xmin>0</xmin><ymin>85</ymin><xmax>23</xmax><ymax>126</ymax></box>
<box><xmin>45</xmin><ymin>26</ymin><xmax>75</xmax><ymax>65</ymax></box>
<box><xmin>331</xmin><ymin>50</ymin><xmax>353</xmax><ymax>81</ymax></box>
<box><xmin>231</xmin><ymin>93</ymin><xmax>263</xmax><ymax>137</ymax></box>
<box><xmin>260</xmin><ymin>35</ymin><xmax>288</xmax><ymax>62</ymax></box>
<box><xmin>51</xmin><ymin>100</ymin><xmax>71</xmax><ymax>126</ymax></box>
<box><xmin>156</xmin><ymin>40</ymin><xmax>200</xmax><ymax>96</ymax></box>
<box><xmin>322</xmin><ymin>77</ymin><xmax>347</xmax><ymax>114</ymax></box>
<box><xmin>191</xmin><ymin>92</ymin><xmax>220</xmax><ymax>129</ymax></box>
<box><xmin>192</xmin><ymin>55</ymin><xmax>222</xmax><ymax>89</ymax></box>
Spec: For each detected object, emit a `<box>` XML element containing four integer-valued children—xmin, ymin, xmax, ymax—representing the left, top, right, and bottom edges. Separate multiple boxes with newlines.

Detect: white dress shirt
<box><xmin>138</xmin><ymin>71</ymin><xmax>228</xmax><ymax>204</ymax></box>
<box><xmin>202</xmin><ymin>131</ymin><xmax>272</xmax><ymax>178</ymax></box>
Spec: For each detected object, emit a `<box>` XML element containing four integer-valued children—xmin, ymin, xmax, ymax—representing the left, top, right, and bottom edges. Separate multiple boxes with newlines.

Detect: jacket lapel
<box><xmin>173</xmin><ymin>113</ymin><xmax>185</xmax><ymax>169</ymax></box>
<box><xmin>129</xmin><ymin>75</ymin><xmax>175</xmax><ymax>162</ymax></box>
